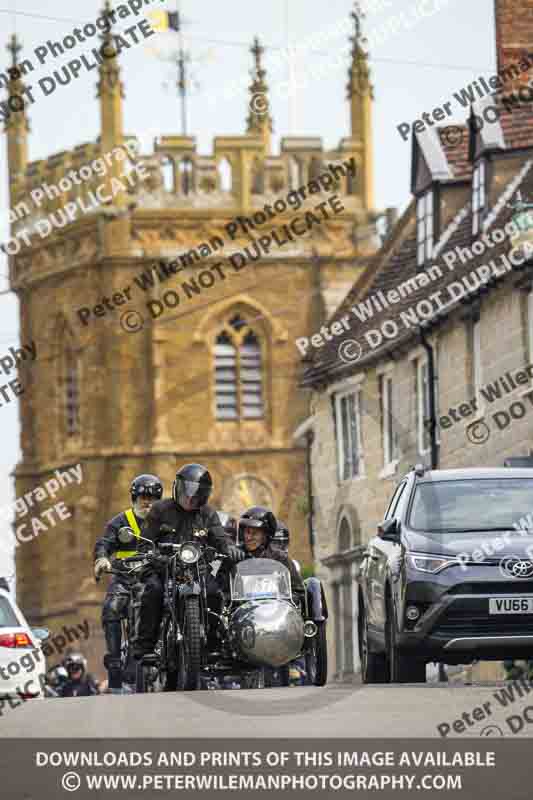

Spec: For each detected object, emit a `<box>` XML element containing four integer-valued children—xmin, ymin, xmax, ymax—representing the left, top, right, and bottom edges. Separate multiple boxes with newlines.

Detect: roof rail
<box><xmin>414</xmin><ymin>463</ymin><xmax>425</xmax><ymax>477</ymax></box>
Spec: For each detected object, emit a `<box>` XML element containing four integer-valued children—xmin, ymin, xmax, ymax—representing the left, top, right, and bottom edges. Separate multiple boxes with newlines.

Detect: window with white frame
<box><xmin>472</xmin><ymin>160</ymin><xmax>486</xmax><ymax>236</ymax></box>
<box><xmin>381</xmin><ymin>373</ymin><xmax>399</xmax><ymax>467</ymax></box>
<box><xmin>416</xmin><ymin>359</ymin><xmax>430</xmax><ymax>455</ymax></box>
<box><xmin>472</xmin><ymin>317</ymin><xmax>483</xmax><ymax>410</ymax></box>
<box><xmin>416</xmin><ymin>191</ymin><xmax>433</xmax><ymax>267</ymax></box>
<box><xmin>334</xmin><ymin>390</ymin><xmax>362</xmax><ymax>481</ymax></box>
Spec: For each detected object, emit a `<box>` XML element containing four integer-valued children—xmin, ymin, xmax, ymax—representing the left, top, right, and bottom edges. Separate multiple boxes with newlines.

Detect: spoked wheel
<box><xmin>135</xmin><ymin>660</ymin><xmax>158</xmax><ymax>693</ymax></box>
<box><xmin>120</xmin><ymin>621</ymin><xmax>136</xmax><ymax>687</ymax></box>
<box><xmin>182</xmin><ymin>597</ymin><xmax>202</xmax><ymax>690</ymax></box>
<box><xmin>358</xmin><ymin>603</ymin><xmax>389</xmax><ymax>684</ymax></box>
<box><xmin>242</xmin><ymin>671</ymin><xmax>263</xmax><ymax>689</ymax></box>
<box><xmin>161</xmin><ymin>617</ymin><xmax>179</xmax><ymax>692</ymax></box>
<box><xmin>385</xmin><ymin>596</ymin><xmax>426</xmax><ymax>684</ymax></box>
<box><xmin>304</xmin><ymin>621</ymin><xmax>328</xmax><ymax>686</ymax></box>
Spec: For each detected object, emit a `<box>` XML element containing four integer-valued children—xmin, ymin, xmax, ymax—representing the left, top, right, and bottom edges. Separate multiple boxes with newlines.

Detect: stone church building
<box><xmin>3</xmin><ymin>5</ymin><xmax>378</xmax><ymax>674</ymax></box>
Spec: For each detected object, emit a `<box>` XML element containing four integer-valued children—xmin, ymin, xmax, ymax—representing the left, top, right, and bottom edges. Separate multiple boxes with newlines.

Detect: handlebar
<box><xmin>120</xmin><ymin>554</ymin><xmax>152</xmax><ymax>563</ymax></box>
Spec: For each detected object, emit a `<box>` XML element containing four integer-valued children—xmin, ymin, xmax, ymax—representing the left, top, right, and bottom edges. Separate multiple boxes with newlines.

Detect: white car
<box><xmin>0</xmin><ymin>585</ymin><xmax>48</xmax><ymax>702</ymax></box>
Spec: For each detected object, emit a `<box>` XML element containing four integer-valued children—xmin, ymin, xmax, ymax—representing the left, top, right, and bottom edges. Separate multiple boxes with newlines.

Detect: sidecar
<box><xmin>227</xmin><ymin>559</ymin><xmax>305</xmax><ymax>669</ymax></box>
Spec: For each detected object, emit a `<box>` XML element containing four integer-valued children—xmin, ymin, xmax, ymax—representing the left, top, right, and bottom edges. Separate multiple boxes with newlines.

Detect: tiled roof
<box><xmin>301</xmin><ymin>140</ymin><xmax>533</xmax><ymax>387</ymax></box>
<box><xmin>438</xmin><ymin>127</ymin><xmax>471</xmax><ymax>180</ymax></box>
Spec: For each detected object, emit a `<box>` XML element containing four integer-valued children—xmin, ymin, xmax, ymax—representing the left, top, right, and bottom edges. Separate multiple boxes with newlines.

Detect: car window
<box><xmin>385</xmin><ymin>482</ymin><xmax>407</xmax><ymax>520</ymax></box>
<box><xmin>0</xmin><ymin>596</ymin><xmax>19</xmax><ymax>627</ymax></box>
<box><xmin>409</xmin><ymin>478</ymin><xmax>533</xmax><ymax>532</ymax></box>
<box><xmin>393</xmin><ymin>482</ymin><xmax>410</xmax><ymax>520</ymax></box>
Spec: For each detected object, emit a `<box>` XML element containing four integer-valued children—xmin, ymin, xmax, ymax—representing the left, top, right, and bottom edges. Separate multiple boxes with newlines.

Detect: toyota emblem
<box><xmin>499</xmin><ymin>557</ymin><xmax>533</xmax><ymax>579</ymax></box>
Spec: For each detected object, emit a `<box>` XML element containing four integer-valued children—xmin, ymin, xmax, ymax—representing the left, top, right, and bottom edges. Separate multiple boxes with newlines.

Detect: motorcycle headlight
<box><xmin>408</xmin><ymin>553</ymin><xmax>458</xmax><ymax>574</ymax></box>
<box><xmin>180</xmin><ymin>544</ymin><xmax>200</xmax><ymax>565</ymax></box>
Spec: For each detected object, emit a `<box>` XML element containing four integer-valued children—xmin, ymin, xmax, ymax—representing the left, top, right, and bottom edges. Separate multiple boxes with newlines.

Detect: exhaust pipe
<box><xmin>304</xmin><ymin>620</ymin><xmax>317</xmax><ymax>638</ymax></box>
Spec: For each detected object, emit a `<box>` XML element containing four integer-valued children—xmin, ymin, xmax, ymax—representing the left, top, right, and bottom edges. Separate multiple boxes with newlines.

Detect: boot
<box><xmin>104</xmin><ymin>621</ymin><xmax>123</xmax><ymax>690</ymax></box>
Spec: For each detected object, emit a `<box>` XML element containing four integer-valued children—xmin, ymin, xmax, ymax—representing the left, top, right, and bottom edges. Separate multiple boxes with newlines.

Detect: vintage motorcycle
<box><xmin>112</xmin><ymin>528</ymin><xmax>329</xmax><ymax>691</ymax></box>
<box><xmin>114</xmin><ymin>525</ymin><xmax>215</xmax><ymax>693</ymax></box>
<box><xmin>98</xmin><ymin>529</ymin><xmax>149</xmax><ymax>690</ymax></box>
<box><xmin>202</xmin><ymin>557</ymin><xmax>329</xmax><ymax>689</ymax></box>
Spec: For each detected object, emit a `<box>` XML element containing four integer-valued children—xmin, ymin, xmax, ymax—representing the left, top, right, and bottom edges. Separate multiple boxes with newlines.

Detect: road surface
<box><xmin>1</xmin><ymin>681</ymin><xmax>532</xmax><ymax>738</ymax></box>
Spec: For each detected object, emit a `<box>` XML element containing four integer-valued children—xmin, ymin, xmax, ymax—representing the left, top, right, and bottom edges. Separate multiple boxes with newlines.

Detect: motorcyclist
<box><xmin>238</xmin><ymin>509</ymin><xmax>308</xmax><ymax>686</ymax></box>
<box><xmin>238</xmin><ymin>507</ymin><xmax>305</xmax><ymax>605</ymax></box>
<box><xmin>59</xmin><ymin>653</ymin><xmax>99</xmax><ymax>697</ymax></box>
<box><xmin>273</xmin><ymin>520</ymin><xmax>289</xmax><ymax>552</ymax></box>
<box><xmin>93</xmin><ymin>474</ymin><xmax>163</xmax><ymax>693</ymax></box>
<box><xmin>44</xmin><ymin>664</ymin><xmax>69</xmax><ymax>697</ymax></box>
<box><xmin>133</xmin><ymin>464</ymin><xmax>244</xmax><ymax>659</ymax></box>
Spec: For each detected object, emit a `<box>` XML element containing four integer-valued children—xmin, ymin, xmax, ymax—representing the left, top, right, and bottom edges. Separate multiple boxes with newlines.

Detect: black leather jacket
<box><xmin>93</xmin><ymin>509</ymin><xmax>146</xmax><ymax>562</ymax></box>
<box><xmin>140</xmin><ymin>498</ymin><xmax>230</xmax><ymax>556</ymax></box>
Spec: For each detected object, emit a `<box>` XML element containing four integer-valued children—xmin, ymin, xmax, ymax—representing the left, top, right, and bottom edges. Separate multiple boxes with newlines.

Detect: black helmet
<box><xmin>64</xmin><ymin>652</ymin><xmax>86</xmax><ymax>677</ymax></box>
<box><xmin>239</xmin><ymin>506</ymin><xmax>277</xmax><ymax>544</ymax></box>
<box><xmin>273</xmin><ymin>520</ymin><xmax>289</xmax><ymax>549</ymax></box>
<box><xmin>172</xmin><ymin>463</ymin><xmax>212</xmax><ymax>510</ymax></box>
<box><xmin>130</xmin><ymin>474</ymin><xmax>163</xmax><ymax>502</ymax></box>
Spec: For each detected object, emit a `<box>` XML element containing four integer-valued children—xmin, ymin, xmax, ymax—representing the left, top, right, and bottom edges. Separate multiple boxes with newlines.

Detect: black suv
<box><xmin>358</xmin><ymin>466</ymin><xmax>533</xmax><ymax>683</ymax></box>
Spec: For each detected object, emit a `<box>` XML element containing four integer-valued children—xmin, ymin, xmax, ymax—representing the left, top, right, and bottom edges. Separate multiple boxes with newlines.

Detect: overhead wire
<box><xmin>0</xmin><ymin>7</ymin><xmax>495</xmax><ymax>73</ymax></box>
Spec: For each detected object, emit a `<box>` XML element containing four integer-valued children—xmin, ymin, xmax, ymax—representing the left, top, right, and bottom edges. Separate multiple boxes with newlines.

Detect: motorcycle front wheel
<box><xmin>135</xmin><ymin>660</ymin><xmax>158</xmax><ymax>693</ymax></box>
<box><xmin>182</xmin><ymin>596</ymin><xmax>202</xmax><ymax>690</ymax></box>
<box><xmin>161</xmin><ymin>616</ymin><xmax>179</xmax><ymax>692</ymax></box>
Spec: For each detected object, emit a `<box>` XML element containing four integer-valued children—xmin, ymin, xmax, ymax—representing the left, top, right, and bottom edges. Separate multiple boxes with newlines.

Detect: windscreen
<box><xmin>0</xmin><ymin>596</ymin><xmax>19</xmax><ymax>627</ymax></box>
<box><xmin>409</xmin><ymin>478</ymin><xmax>533</xmax><ymax>532</ymax></box>
<box><xmin>230</xmin><ymin>558</ymin><xmax>292</xmax><ymax>600</ymax></box>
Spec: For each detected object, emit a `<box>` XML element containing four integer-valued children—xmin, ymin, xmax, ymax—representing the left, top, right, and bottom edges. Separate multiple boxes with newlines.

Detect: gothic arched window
<box><xmin>179</xmin><ymin>156</ymin><xmax>193</xmax><ymax>195</ymax></box>
<box><xmin>161</xmin><ymin>156</ymin><xmax>175</xmax><ymax>193</ymax></box>
<box><xmin>338</xmin><ymin>517</ymin><xmax>352</xmax><ymax>552</ymax></box>
<box><xmin>218</xmin><ymin>157</ymin><xmax>232</xmax><ymax>192</ymax></box>
<box><xmin>214</xmin><ymin>314</ymin><xmax>264</xmax><ymax>421</ymax></box>
<box><xmin>289</xmin><ymin>156</ymin><xmax>304</xmax><ymax>190</ymax></box>
<box><xmin>64</xmin><ymin>341</ymin><xmax>81</xmax><ymax>438</ymax></box>
<box><xmin>251</xmin><ymin>157</ymin><xmax>265</xmax><ymax>194</ymax></box>
<box><xmin>309</xmin><ymin>156</ymin><xmax>322</xmax><ymax>181</ymax></box>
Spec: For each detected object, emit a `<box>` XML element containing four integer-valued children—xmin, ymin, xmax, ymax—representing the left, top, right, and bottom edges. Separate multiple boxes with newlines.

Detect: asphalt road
<box><xmin>1</xmin><ymin>682</ymin><xmax>533</xmax><ymax>738</ymax></box>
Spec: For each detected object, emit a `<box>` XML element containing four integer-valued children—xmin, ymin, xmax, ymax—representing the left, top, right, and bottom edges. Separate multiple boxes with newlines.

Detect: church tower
<box><xmin>4</xmin><ymin>2</ymin><xmax>377</xmax><ymax>676</ymax></box>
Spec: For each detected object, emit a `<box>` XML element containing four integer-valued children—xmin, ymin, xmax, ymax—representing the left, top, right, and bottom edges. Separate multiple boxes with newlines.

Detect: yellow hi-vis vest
<box><xmin>115</xmin><ymin>508</ymin><xmax>142</xmax><ymax>559</ymax></box>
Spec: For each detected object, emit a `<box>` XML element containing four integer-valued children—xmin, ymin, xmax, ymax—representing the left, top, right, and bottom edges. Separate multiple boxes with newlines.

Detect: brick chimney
<box><xmin>494</xmin><ymin>0</ymin><xmax>533</xmax><ymax>92</ymax></box>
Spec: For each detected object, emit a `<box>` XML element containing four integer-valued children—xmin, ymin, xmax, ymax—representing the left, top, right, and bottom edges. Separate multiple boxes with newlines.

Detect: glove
<box><xmin>94</xmin><ymin>557</ymin><xmax>111</xmax><ymax>581</ymax></box>
<box><xmin>228</xmin><ymin>546</ymin><xmax>246</xmax><ymax>564</ymax></box>
<box><xmin>148</xmin><ymin>553</ymin><xmax>168</xmax><ymax>571</ymax></box>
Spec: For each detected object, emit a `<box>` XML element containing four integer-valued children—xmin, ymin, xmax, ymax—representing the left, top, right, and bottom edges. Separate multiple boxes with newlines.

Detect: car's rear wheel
<box><xmin>358</xmin><ymin>601</ymin><xmax>389</xmax><ymax>683</ymax></box>
<box><xmin>385</xmin><ymin>596</ymin><xmax>426</xmax><ymax>684</ymax></box>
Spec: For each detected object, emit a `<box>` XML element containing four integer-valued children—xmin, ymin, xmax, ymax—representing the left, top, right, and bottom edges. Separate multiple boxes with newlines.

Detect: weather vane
<box><xmin>146</xmin><ymin>4</ymin><xmax>214</xmax><ymax>135</ymax></box>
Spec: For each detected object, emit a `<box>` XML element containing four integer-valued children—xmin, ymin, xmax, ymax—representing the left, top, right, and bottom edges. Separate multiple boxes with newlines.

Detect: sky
<box><xmin>0</xmin><ymin>0</ymin><xmax>495</xmax><ymax>590</ymax></box>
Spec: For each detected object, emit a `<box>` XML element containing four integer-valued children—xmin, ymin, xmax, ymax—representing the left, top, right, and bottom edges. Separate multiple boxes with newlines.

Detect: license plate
<box><xmin>489</xmin><ymin>597</ymin><xmax>533</xmax><ymax>614</ymax></box>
